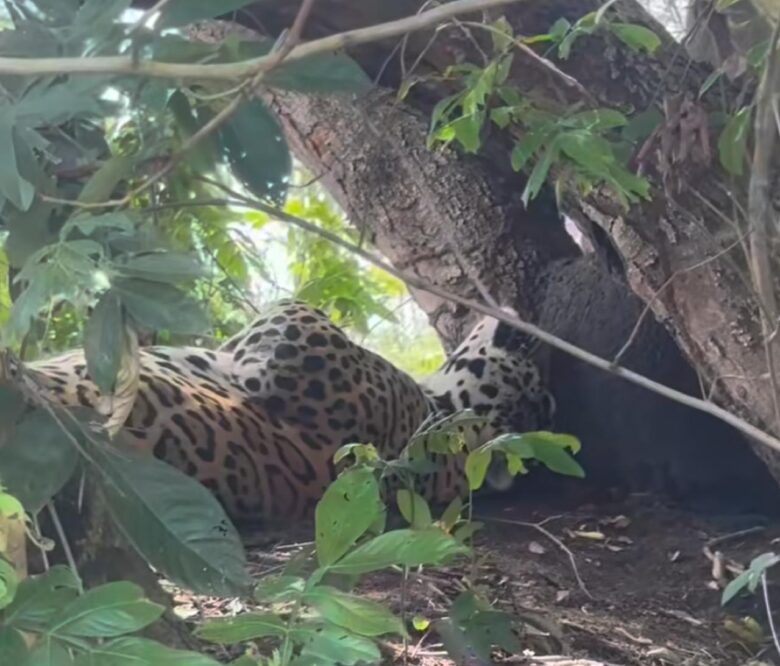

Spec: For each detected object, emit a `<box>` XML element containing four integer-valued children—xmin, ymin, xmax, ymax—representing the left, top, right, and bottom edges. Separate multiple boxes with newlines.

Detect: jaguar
<box><xmin>24</xmin><ymin>299</ymin><xmax>555</xmax><ymax>522</ymax></box>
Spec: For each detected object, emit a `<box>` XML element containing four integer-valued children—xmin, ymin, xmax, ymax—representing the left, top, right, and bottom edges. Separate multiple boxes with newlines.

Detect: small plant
<box><xmin>0</xmin><ymin>487</ymin><xmax>222</xmax><ymax>665</ymax></box>
<box><xmin>424</xmin><ymin>13</ymin><xmax>658</xmax><ymax>208</ymax></box>
<box><xmin>198</xmin><ymin>414</ymin><xmax>583</xmax><ymax>665</ymax></box>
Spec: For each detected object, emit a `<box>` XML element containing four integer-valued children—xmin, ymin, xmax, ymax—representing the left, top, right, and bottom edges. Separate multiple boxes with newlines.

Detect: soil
<box><xmin>169</xmin><ymin>491</ymin><xmax>780</xmax><ymax>666</ymax></box>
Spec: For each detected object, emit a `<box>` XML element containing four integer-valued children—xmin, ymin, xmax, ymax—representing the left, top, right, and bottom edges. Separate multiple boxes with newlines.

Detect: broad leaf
<box><xmin>49</xmin><ymin>581</ymin><xmax>163</xmax><ymax>638</ymax></box>
<box><xmin>85</xmin><ymin>636</ymin><xmax>220</xmax><ymax>665</ymax></box>
<box><xmin>254</xmin><ymin>575</ymin><xmax>305</xmax><ymax>603</ymax></box>
<box><xmin>269</xmin><ymin>55</ymin><xmax>371</xmax><ymax>94</ymax></box>
<box><xmin>292</xmin><ymin>624</ymin><xmax>381</xmax><ymax>666</ymax></box>
<box><xmin>217</xmin><ymin>99</ymin><xmax>292</xmax><ymax>206</ymax></box>
<box><xmin>0</xmin><ymin>625</ymin><xmax>28</xmax><ymax>661</ymax></box>
<box><xmin>0</xmin><ymin>409</ymin><xmax>79</xmax><ymax>513</ymax></box>
<box><xmin>24</xmin><ymin>637</ymin><xmax>73</xmax><ymax>666</ymax></box>
<box><xmin>718</xmin><ymin>107</ymin><xmax>751</xmax><ymax>176</ymax></box>
<box><xmin>114</xmin><ymin>278</ymin><xmax>210</xmax><ymax>335</ymax></box>
<box><xmin>87</xmin><ymin>439</ymin><xmax>251</xmax><ymax>597</ymax></box>
<box><xmin>4</xmin><ymin>566</ymin><xmax>81</xmax><ymax>631</ymax></box>
<box><xmin>609</xmin><ymin>23</ymin><xmax>661</xmax><ymax>54</ymax></box>
<box><xmin>327</xmin><ymin>528</ymin><xmax>468</xmax><ymax>575</ymax></box>
<box><xmin>0</xmin><ymin>109</ymin><xmax>34</xmax><ymax>211</ymax></box>
<box><xmin>197</xmin><ymin>613</ymin><xmax>286</xmax><ymax>644</ymax></box>
<box><xmin>84</xmin><ymin>291</ymin><xmax>125</xmax><ymax>394</ymax></box>
<box><xmin>304</xmin><ymin>586</ymin><xmax>405</xmax><ymax>638</ymax></box>
<box><xmin>315</xmin><ymin>468</ymin><xmax>381</xmax><ymax>567</ymax></box>
<box><xmin>112</xmin><ymin>252</ymin><xmax>207</xmax><ymax>284</ymax></box>
<box><xmin>396</xmin><ymin>490</ymin><xmax>432</xmax><ymax>529</ymax></box>
<box><xmin>464</xmin><ymin>448</ymin><xmax>492</xmax><ymax>491</ymax></box>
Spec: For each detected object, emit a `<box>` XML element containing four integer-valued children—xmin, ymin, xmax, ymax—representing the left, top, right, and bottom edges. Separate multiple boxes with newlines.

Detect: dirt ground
<box><xmin>170</xmin><ymin>491</ymin><xmax>780</xmax><ymax>666</ymax></box>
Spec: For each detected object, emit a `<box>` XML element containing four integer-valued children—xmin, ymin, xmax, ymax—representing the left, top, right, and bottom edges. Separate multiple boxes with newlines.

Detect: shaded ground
<box><xmin>170</xmin><ymin>492</ymin><xmax>780</xmax><ymax>665</ymax></box>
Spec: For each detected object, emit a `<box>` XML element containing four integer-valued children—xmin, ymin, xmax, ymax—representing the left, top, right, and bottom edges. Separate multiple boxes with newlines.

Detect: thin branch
<box><xmin>763</xmin><ymin>572</ymin><xmax>780</xmax><ymax>660</ymax></box>
<box><xmin>0</xmin><ymin>0</ymin><xmax>526</xmax><ymax>81</ymax></box>
<box><xmin>476</xmin><ymin>514</ymin><xmax>592</xmax><ymax>599</ymax></box>
<box><xmin>143</xmin><ymin>194</ymin><xmax>780</xmax><ymax>456</ymax></box>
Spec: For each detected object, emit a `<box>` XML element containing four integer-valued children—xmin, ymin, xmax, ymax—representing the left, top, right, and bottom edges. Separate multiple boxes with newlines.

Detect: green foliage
<box><xmin>85</xmin><ymin>433</ymin><xmax>252</xmax><ymax>597</ymax></box>
<box><xmin>0</xmin><ymin>488</ymin><xmax>220</xmax><ymax>666</ymax></box>
<box><xmin>426</xmin><ymin>15</ymin><xmax>652</xmax><ymax>208</ymax></box>
<box><xmin>0</xmin><ymin>407</ymin><xmax>79</xmax><ymax>513</ymax></box>
<box><xmin>722</xmin><ymin>552</ymin><xmax>780</xmax><ymax>604</ymax></box>
<box><xmin>718</xmin><ymin>107</ymin><xmax>752</xmax><ymax>176</ymax></box>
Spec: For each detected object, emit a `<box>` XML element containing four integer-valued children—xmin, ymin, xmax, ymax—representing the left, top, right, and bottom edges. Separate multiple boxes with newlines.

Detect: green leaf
<box><xmin>440</xmin><ymin>497</ymin><xmax>463</xmax><ymax>531</ymax></box>
<box><xmin>158</xmin><ymin>0</ymin><xmax>257</xmax><ymax>27</ymax></box>
<box><xmin>439</xmin><ymin>112</ymin><xmax>484</xmax><ymax>153</ymax></box>
<box><xmin>522</xmin><ymin>433</ymin><xmax>584</xmax><ymax>477</ymax></box>
<box><xmin>60</xmin><ymin>212</ymin><xmax>135</xmax><ymax>242</ymax></box>
<box><xmin>168</xmin><ymin>91</ymin><xmax>219</xmax><ymax>173</ymax></box>
<box><xmin>254</xmin><ymin>575</ymin><xmax>305</xmax><ymax>603</ymax></box>
<box><xmin>464</xmin><ymin>448</ymin><xmax>492</xmax><ymax>491</ymax></box>
<box><xmin>84</xmin><ymin>291</ymin><xmax>125</xmax><ymax>394</ymax></box>
<box><xmin>315</xmin><ymin>468</ymin><xmax>381</xmax><ymax>567</ymax></box>
<box><xmin>718</xmin><ymin>107</ymin><xmax>752</xmax><ymax>176</ymax></box>
<box><xmin>197</xmin><ymin>613</ymin><xmax>286</xmax><ymax>644</ymax></box>
<box><xmin>563</xmin><ymin>109</ymin><xmax>628</xmax><ymax>130</ymax></box>
<box><xmin>304</xmin><ymin>586</ymin><xmax>405</xmax><ymax>637</ymax></box>
<box><xmin>722</xmin><ymin>552</ymin><xmax>780</xmax><ymax>604</ymax></box>
<box><xmin>609</xmin><ymin>23</ymin><xmax>661</xmax><ymax>54</ymax></box>
<box><xmin>0</xmin><ymin>409</ymin><xmax>79</xmax><ymax>513</ymax></box>
<box><xmin>328</xmin><ymin>528</ymin><xmax>468</xmax><ymax>575</ymax></box>
<box><xmin>77</xmin><ymin>156</ymin><xmax>135</xmax><ymax>205</ymax></box>
<box><xmin>113</xmin><ymin>278</ymin><xmax>210</xmax><ymax>335</ymax></box>
<box><xmin>292</xmin><ymin>624</ymin><xmax>381</xmax><ymax>666</ymax></box>
<box><xmin>489</xmin><ymin>16</ymin><xmax>514</xmax><ymax>52</ymax></box>
<box><xmin>5</xmin><ymin>199</ymin><xmax>56</xmax><ymax>269</ymax></box>
<box><xmin>269</xmin><ymin>54</ymin><xmax>371</xmax><ymax>94</ymax></box>
<box><xmin>112</xmin><ymin>252</ymin><xmax>207</xmax><ymax>284</ymax></box>
<box><xmin>0</xmin><ymin>109</ymin><xmax>35</xmax><ymax>211</ymax></box>
<box><xmin>4</xmin><ymin>566</ymin><xmax>81</xmax><ymax>631</ymax></box>
<box><xmin>0</xmin><ymin>626</ymin><xmax>28</xmax><ymax>661</ymax></box>
<box><xmin>50</xmin><ymin>581</ymin><xmax>163</xmax><ymax>638</ymax></box>
<box><xmin>0</xmin><ymin>557</ymin><xmax>19</xmax><ymax>610</ymax></box>
<box><xmin>396</xmin><ymin>489</ymin><xmax>432</xmax><ymax>529</ymax></box>
<box><xmin>621</xmin><ymin>108</ymin><xmax>662</xmax><ymax>143</ymax></box>
<box><xmin>85</xmin><ymin>636</ymin><xmax>220</xmax><ymax>665</ymax></box>
<box><xmin>24</xmin><ymin>637</ymin><xmax>74</xmax><ymax>666</ymax></box>
<box><xmin>510</xmin><ymin>131</ymin><xmax>548</xmax><ymax>172</ymax></box>
<box><xmin>217</xmin><ymin>99</ymin><xmax>291</xmax><ymax>206</ymax></box>
<box><xmin>87</xmin><ymin>438</ymin><xmax>251</xmax><ymax>597</ymax></box>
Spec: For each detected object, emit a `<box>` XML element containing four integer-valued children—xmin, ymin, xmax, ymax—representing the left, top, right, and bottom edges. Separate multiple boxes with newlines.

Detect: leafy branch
<box><xmin>0</xmin><ymin>0</ymin><xmax>528</xmax><ymax>81</ymax></box>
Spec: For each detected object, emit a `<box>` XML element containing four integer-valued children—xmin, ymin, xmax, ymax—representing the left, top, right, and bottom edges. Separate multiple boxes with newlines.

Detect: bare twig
<box><xmin>0</xmin><ymin>0</ymin><xmax>526</xmax><ymax>81</ymax></box>
<box><xmin>145</xmin><ymin>194</ymin><xmax>780</xmax><ymax>456</ymax></box>
<box><xmin>46</xmin><ymin>502</ymin><xmax>83</xmax><ymax>594</ymax></box>
<box><xmin>475</xmin><ymin>514</ymin><xmax>592</xmax><ymax>599</ymax></box>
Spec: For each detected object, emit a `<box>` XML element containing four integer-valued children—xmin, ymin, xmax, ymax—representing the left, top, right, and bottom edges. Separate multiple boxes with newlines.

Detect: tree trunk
<box><xmin>215</xmin><ymin>0</ymin><xmax>780</xmax><ymax>498</ymax></box>
<box><xmin>263</xmin><ymin>84</ymin><xmax>778</xmax><ymax>508</ymax></box>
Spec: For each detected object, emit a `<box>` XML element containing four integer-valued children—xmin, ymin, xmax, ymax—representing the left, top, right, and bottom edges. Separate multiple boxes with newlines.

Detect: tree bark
<box><xmin>224</xmin><ymin>0</ymin><xmax>780</xmax><ymax>494</ymax></box>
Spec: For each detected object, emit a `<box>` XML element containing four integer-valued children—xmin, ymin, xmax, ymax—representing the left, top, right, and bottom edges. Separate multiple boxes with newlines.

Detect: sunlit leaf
<box><xmin>87</xmin><ymin>437</ymin><xmax>251</xmax><ymax>597</ymax></box>
<box><xmin>315</xmin><ymin>468</ymin><xmax>381</xmax><ymax>567</ymax></box>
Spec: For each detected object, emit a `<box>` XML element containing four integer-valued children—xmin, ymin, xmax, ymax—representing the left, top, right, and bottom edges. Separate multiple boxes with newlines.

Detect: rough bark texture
<box><xmin>265</xmin><ymin>88</ymin><xmax>577</xmax><ymax>350</ymax></box>
<box><xmin>220</xmin><ymin>0</ymin><xmax>780</xmax><ymax>497</ymax></box>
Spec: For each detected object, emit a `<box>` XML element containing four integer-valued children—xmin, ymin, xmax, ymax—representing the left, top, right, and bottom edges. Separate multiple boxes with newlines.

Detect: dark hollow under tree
<box><xmin>199</xmin><ymin>0</ymin><xmax>780</xmax><ymax>509</ymax></box>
